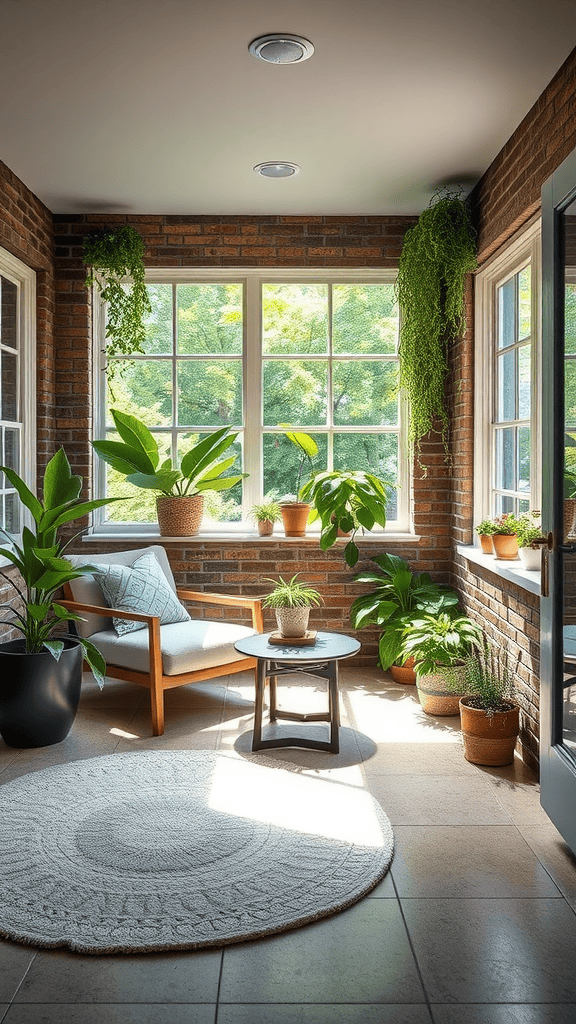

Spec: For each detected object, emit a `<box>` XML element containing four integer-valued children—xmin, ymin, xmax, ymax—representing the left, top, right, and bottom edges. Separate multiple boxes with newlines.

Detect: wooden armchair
<box><xmin>61</xmin><ymin>546</ymin><xmax>262</xmax><ymax>736</ymax></box>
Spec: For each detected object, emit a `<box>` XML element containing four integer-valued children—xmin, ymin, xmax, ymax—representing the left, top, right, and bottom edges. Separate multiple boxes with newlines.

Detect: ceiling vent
<box><xmin>253</xmin><ymin>162</ymin><xmax>300</xmax><ymax>178</ymax></box>
<box><xmin>249</xmin><ymin>34</ymin><xmax>314</xmax><ymax>64</ymax></box>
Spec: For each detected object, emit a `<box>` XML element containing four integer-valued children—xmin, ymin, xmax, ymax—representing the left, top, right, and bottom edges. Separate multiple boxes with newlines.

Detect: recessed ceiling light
<box><xmin>249</xmin><ymin>34</ymin><xmax>314</xmax><ymax>64</ymax></box>
<box><xmin>253</xmin><ymin>162</ymin><xmax>300</xmax><ymax>179</ymax></box>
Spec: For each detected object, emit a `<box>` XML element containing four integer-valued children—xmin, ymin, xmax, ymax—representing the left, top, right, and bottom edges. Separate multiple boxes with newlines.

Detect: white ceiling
<box><xmin>2</xmin><ymin>0</ymin><xmax>576</xmax><ymax>215</ymax></box>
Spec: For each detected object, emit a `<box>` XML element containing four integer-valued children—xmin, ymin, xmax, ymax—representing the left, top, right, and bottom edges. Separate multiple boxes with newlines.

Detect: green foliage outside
<box><xmin>100</xmin><ymin>281</ymin><xmax>401</xmax><ymax>524</ymax></box>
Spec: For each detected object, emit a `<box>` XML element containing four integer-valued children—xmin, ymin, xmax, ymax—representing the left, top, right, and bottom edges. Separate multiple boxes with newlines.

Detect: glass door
<box><xmin>541</xmin><ymin>147</ymin><xmax>576</xmax><ymax>852</ymax></box>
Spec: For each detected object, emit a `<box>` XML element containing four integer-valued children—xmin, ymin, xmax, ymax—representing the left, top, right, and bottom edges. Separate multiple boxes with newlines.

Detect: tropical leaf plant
<box><xmin>400</xmin><ymin>611</ymin><xmax>482</xmax><ymax>677</ymax></box>
<box><xmin>300</xmin><ymin>469</ymin><xmax>392</xmax><ymax>567</ymax></box>
<box><xmin>350</xmin><ymin>552</ymin><xmax>459</xmax><ymax>670</ymax></box>
<box><xmin>0</xmin><ymin>448</ymin><xmax>121</xmax><ymax>684</ymax></box>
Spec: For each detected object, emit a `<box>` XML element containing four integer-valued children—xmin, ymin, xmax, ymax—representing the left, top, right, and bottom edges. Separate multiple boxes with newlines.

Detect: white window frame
<box><xmin>474</xmin><ymin>218</ymin><xmax>541</xmax><ymax>531</ymax></box>
<box><xmin>0</xmin><ymin>245</ymin><xmax>36</xmax><ymax>545</ymax></box>
<box><xmin>92</xmin><ymin>267</ymin><xmax>410</xmax><ymax>535</ymax></box>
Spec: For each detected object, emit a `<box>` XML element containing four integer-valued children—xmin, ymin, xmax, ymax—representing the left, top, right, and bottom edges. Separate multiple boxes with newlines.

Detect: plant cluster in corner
<box><xmin>395</xmin><ymin>190</ymin><xmax>477</xmax><ymax>467</ymax></box>
<box><xmin>83</xmin><ymin>225</ymin><xmax>151</xmax><ymax>386</ymax></box>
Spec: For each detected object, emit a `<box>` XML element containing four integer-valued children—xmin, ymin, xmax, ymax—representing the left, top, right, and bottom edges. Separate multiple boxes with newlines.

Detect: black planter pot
<box><xmin>0</xmin><ymin>637</ymin><xmax>83</xmax><ymax>748</ymax></box>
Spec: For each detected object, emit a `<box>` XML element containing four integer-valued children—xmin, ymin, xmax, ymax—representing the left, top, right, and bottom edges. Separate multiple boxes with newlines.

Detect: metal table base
<box><xmin>253</xmin><ymin>658</ymin><xmax>341</xmax><ymax>753</ymax></box>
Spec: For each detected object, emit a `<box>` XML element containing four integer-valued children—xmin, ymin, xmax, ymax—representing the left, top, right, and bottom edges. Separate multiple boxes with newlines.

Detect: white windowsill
<box><xmin>83</xmin><ymin>529</ymin><xmax>421</xmax><ymax>545</ymax></box>
<box><xmin>457</xmin><ymin>544</ymin><xmax>541</xmax><ymax>596</ymax></box>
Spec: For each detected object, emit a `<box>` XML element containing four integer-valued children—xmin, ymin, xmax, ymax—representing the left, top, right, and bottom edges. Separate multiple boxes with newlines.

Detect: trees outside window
<box><xmin>93</xmin><ymin>269</ymin><xmax>409</xmax><ymax>532</ymax></box>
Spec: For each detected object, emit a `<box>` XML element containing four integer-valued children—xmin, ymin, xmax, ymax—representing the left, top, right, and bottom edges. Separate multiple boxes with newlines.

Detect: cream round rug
<box><xmin>0</xmin><ymin>750</ymin><xmax>393</xmax><ymax>953</ymax></box>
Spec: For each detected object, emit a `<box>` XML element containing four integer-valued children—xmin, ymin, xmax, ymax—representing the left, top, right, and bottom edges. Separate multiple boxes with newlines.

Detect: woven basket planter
<box><xmin>459</xmin><ymin>697</ymin><xmax>520</xmax><ymax>766</ymax></box>
<box><xmin>390</xmin><ymin>657</ymin><xmax>417</xmax><ymax>685</ymax></box>
<box><xmin>565</xmin><ymin>499</ymin><xmax>576</xmax><ymax>542</ymax></box>
<box><xmin>156</xmin><ymin>494</ymin><xmax>204</xmax><ymax>537</ymax></box>
<box><xmin>275</xmin><ymin>606</ymin><xmax>311</xmax><ymax>638</ymax></box>
<box><xmin>416</xmin><ymin>663</ymin><xmax>466</xmax><ymax>716</ymax></box>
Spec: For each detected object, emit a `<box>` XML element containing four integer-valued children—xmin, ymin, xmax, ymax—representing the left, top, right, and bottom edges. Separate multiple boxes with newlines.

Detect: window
<box><xmin>93</xmin><ymin>269</ymin><xmax>409</xmax><ymax>532</ymax></box>
<box><xmin>0</xmin><ymin>246</ymin><xmax>35</xmax><ymax>538</ymax></box>
<box><xmin>474</xmin><ymin>220</ymin><xmax>541</xmax><ymax>525</ymax></box>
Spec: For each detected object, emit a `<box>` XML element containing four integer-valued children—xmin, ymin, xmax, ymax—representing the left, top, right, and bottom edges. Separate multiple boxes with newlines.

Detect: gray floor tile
<box><xmin>15</xmin><ymin>949</ymin><xmax>222</xmax><ymax>1004</ymax></box>
<box><xmin>431</xmin><ymin>1007</ymin><xmax>576</xmax><ymax>1024</ymax></box>
<box><xmin>361</xmin><ymin>740</ymin><xmax>477</xmax><ymax>776</ymax></box>
<box><xmin>519</xmin><ymin>824</ymin><xmax>576</xmax><ymax>907</ymax></box>
<box><xmin>3</xmin><ymin>1006</ymin><xmax>216</xmax><ymax>1024</ymax></box>
<box><xmin>219</xmin><ymin>1006</ymin><xmax>432</xmax><ymax>1024</ymax></box>
<box><xmin>391</xmin><ymin>826</ymin><xmax>561</xmax><ymax>897</ymax></box>
<box><xmin>219</xmin><ymin>900</ymin><xmax>425</xmax><ymax>1004</ymax></box>
<box><xmin>402</xmin><ymin>897</ymin><xmax>576</xmax><ymax>1003</ymax></box>
<box><xmin>480</xmin><ymin>763</ymin><xmax>549</xmax><ymax>826</ymax></box>
<box><xmin>0</xmin><ymin>941</ymin><xmax>36</xmax><ymax>1002</ymax></box>
<box><xmin>367</xmin><ymin>775</ymin><xmax>513</xmax><ymax>825</ymax></box>
<box><xmin>113</xmin><ymin>709</ymin><xmax>224</xmax><ymax>750</ymax></box>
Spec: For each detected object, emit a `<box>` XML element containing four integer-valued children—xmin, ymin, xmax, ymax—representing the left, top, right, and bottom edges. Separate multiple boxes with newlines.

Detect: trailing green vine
<box><xmin>395</xmin><ymin>190</ymin><xmax>477</xmax><ymax>466</ymax></box>
<box><xmin>83</xmin><ymin>225</ymin><xmax>151</xmax><ymax>385</ymax></box>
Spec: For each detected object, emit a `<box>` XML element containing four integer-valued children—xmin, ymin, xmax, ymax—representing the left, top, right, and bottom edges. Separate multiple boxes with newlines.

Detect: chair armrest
<box><xmin>58</xmin><ymin>598</ymin><xmax>160</xmax><ymax>626</ymax></box>
<box><xmin>177</xmin><ymin>589</ymin><xmax>264</xmax><ymax>633</ymax></box>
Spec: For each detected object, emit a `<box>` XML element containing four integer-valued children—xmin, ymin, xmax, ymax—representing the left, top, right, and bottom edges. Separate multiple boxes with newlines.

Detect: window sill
<box><xmin>456</xmin><ymin>544</ymin><xmax>541</xmax><ymax>595</ymax></box>
<box><xmin>84</xmin><ymin>529</ymin><xmax>421</xmax><ymax>545</ymax></box>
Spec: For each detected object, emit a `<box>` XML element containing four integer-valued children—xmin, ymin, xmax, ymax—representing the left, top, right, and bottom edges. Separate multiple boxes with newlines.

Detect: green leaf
<box><xmin>195</xmin><ymin>474</ymin><xmax>245</xmax><ymax>492</ymax></box>
<box><xmin>43</xmin><ymin>639</ymin><xmax>64</xmax><ymax>661</ymax></box>
<box><xmin>355</xmin><ymin>505</ymin><xmax>375</xmax><ymax>531</ymax></box>
<box><xmin>111</xmin><ymin>409</ymin><xmax>159</xmax><ymax>468</ymax></box>
<box><xmin>283</xmin><ymin>430</ymin><xmax>318</xmax><ymax>459</ymax></box>
<box><xmin>78</xmin><ymin>637</ymin><xmax>107</xmax><ymax>689</ymax></box>
<box><xmin>0</xmin><ymin>467</ymin><xmax>42</xmax><ymax>521</ymax></box>
<box><xmin>91</xmin><ymin>439</ymin><xmax>156</xmax><ymax>476</ymax></box>
<box><xmin>43</xmin><ymin>448</ymin><xmax>82</xmax><ymax>509</ymax></box>
<box><xmin>344</xmin><ymin>540</ymin><xmax>359</xmax><ymax>567</ymax></box>
<box><xmin>319</xmin><ymin>523</ymin><xmax>338</xmax><ymax>550</ymax></box>
<box><xmin>51</xmin><ymin>497</ymin><xmax>125</xmax><ymax>530</ymax></box>
<box><xmin>127</xmin><ymin>469</ymin><xmax>181</xmax><ymax>492</ymax></box>
<box><xmin>27</xmin><ymin>603</ymin><xmax>50</xmax><ymax>621</ymax></box>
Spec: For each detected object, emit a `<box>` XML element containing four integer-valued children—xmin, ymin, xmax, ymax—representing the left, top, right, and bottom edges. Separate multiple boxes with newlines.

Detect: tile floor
<box><xmin>1</xmin><ymin>665</ymin><xmax>576</xmax><ymax>1024</ymax></box>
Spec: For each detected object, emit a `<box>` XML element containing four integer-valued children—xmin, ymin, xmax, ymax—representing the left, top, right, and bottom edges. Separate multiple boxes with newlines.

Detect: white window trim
<box><xmin>474</xmin><ymin>219</ymin><xmax>541</xmax><ymax>533</ymax></box>
<box><xmin>0</xmin><ymin>245</ymin><xmax>36</xmax><ymax>550</ymax></box>
<box><xmin>92</xmin><ymin>267</ymin><xmax>410</xmax><ymax>536</ymax></box>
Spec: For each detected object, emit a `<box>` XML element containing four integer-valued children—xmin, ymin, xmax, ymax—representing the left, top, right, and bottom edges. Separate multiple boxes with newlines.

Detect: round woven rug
<box><xmin>0</xmin><ymin>750</ymin><xmax>393</xmax><ymax>954</ymax></box>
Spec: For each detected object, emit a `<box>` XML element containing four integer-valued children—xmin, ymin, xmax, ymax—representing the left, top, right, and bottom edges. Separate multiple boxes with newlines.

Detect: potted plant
<box><xmin>261</xmin><ymin>574</ymin><xmax>322</xmax><ymax>638</ymax></box>
<box><xmin>248</xmin><ymin>499</ymin><xmax>282</xmax><ymax>537</ymax></box>
<box><xmin>92</xmin><ymin>409</ymin><xmax>246</xmax><ymax>536</ymax></box>
<box><xmin>0</xmin><ymin>449</ymin><xmax>115</xmax><ymax>748</ymax></box>
<box><xmin>395</xmin><ymin>190</ymin><xmax>477</xmax><ymax>467</ymax></box>
<box><xmin>475</xmin><ymin>518</ymin><xmax>496</xmax><ymax>555</ymax></box>
<box><xmin>564</xmin><ymin>462</ymin><xmax>576</xmax><ymax>541</ymax></box>
<box><xmin>350</xmin><ymin>553</ymin><xmax>459</xmax><ymax>684</ymax></box>
<box><xmin>300</xmin><ymin>470</ymin><xmax>392</xmax><ymax>567</ymax></box>
<box><xmin>83</xmin><ymin>226</ymin><xmax>151</xmax><ymax>388</ymax></box>
<box><xmin>514</xmin><ymin>511</ymin><xmax>545</xmax><ymax>569</ymax></box>
<box><xmin>457</xmin><ymin>641</ymin><xmax>520</xmax><ymax>766</ymax></box>
<box><xmin>400</xmin><ymin>611</ymin><xmax>482</xmax><ymax>715</ymax></box>
<box><xmin>491</xmin><ymin>513</ymin><xmax>520</xmax><ymax>560</ymax></box>
<box><xmin>278</xmin><ymin>430</ymin><xmax>318</xmax><ymax>537</ymax></box>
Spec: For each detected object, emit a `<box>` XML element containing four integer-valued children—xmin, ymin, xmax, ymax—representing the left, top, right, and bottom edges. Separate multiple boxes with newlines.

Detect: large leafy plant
<box><xmin>83</xmin><ymin>225</ymin><xmax>152</xmax><ymax>384</ymax></box>
<box><xmin>280</xmin><ymin>429</ymin><xmax>318</xmax><ymax>501</ymax></box>
<box><xmin>0</xmin><ymin>449</ymin><xmax>117</xmax><ymax>685</ymax></box>
<box><xmin>400</xmin><ymin>612</ymin><xmax>482</xmax><ymax>677</ymax></box>
<box><xmin>395</xmin><ymin>191</ymin><xmax>477</xmax><ymax>466</ymax></box>
<box><xmin>350</xmin><ymin>552</ymin><xmax>459</xmax><ymax>670</ymax></box>
<box><xmin>300</xmin><ymin>470</ymin><xmax>391</xmax><ymax>567</ymax></box>
<box><xmin>92</xmin><ymin>410</ymin><xmax>245</xmax><ymax>497</ymax></box>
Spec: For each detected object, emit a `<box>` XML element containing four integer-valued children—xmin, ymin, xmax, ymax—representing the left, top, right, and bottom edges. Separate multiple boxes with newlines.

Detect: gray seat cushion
<box><xmin>90</xmin><ymin>619</ymin><xmax>257</xmax><ymax>676</ymax></box>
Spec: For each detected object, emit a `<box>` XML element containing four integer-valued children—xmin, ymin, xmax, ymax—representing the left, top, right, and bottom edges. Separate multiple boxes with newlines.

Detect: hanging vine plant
<box><xmin>395</xmin><ymin>190</ymin><xmax>477</xmax><ymax>467</ymax></box>
<box><xmin>83</xmin><ymin>225</ymin><xmax>152</xmax><ymax>385</ymax></box>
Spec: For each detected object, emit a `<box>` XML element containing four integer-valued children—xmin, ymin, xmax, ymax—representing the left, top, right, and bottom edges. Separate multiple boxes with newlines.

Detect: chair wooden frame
<box><xmin>61</xmin><ymin>586</ymin><xmax>263</xmax><ymax>736</ymax></box>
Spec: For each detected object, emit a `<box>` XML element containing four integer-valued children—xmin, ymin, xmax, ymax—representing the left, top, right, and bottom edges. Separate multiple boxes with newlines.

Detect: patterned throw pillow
<box><xmin>94</xmin><ymin>550</ymin><xmax>191</xmax><ymax>637</ymax></box>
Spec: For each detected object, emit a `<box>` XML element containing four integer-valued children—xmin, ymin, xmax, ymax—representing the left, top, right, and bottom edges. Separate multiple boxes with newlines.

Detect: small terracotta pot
<box><xmin>459</xmin><ymin>697</ymin><xmax>520</xmax><ymax>766</ymax></box>
<box><xmin>492</xmin><ymin>533</ymin><xmax>519</xmax><ymax>560</ymax></box>
<box><xmin>257</xmin><ymin>519</ymin><xmax>274</xmax><ymax>537</ymax></box>
<box><xmin>280</xmin><ymin>502</ymin><xmax>311</xmax><ymax>537</ymax></box>
<box><xmin>478</xmin><ymin>534</ymin><xmax>494</xmax><ymax>555</ymax></box>
<box><xmin>390</xmin><ymin>657</ymin><xmax>417</xmax><ymax>685</ymax></box>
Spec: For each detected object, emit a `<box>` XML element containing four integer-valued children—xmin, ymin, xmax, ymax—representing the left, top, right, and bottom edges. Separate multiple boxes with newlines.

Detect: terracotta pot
<box><xmin>280</xmin><ymin>502</ymin><xmax>311</xmax><ymax>537</ymax></box>
<box><xmin>492</xmin><ymin>533</ymin><xmax>519</xmax><ymax>560</ymax></box>
<box><xmin>416</xmin><ymin>663</ymin><xmax>466</xmax><ymax>716</ymax></box>
<box><xmin>257</xmin><ymin>519</ymin><xmax>274</xmax><ymax>537</ymax></box>
<box><xmin>390</xmin><ymin>657</ymin><xmax>417</xmax><ymax>685</ymax></box>
<box><xmin>518</xmin><ymin>545</ymin><xmax>542</xmax><ymax>570</ymax></box>
<box><xmin>565</xmin><ymin>499</ymin><xmax>576</xmax><ymax>541</ymax></box>
<box><xmin>156</xmin><ymin>494</ymin><xmax>204</xmax><ymax>536</ymax></box>
<box><xmin>275</xmin><ymin>606</ymin><xmax>311</xmax><ymax>638</ymax></box>
<box><xmin>479</xmin><ymin>534</ymin><xmax>494</xmax><ymax>555</ymax></box>
<box><xmin>459</xmin><ymin>697</ymin><xmax>520</xmax><ymax>766</ymax></box>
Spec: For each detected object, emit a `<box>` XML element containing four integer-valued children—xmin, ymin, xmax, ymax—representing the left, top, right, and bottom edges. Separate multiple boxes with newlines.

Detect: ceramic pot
<box><xmin>492</xmin><ymin>533</ymin><xmax>519</xmax><ymax>560</ymax></box>
<box><xmin>257</xmin><ymin>519</ymin><xmax>274</xmax><ymax>537</ymax></box>
<box><xmin>416</xmin><ymin>663</ymin><xmax>466</xmax><ymax>716</ymax></box>
<box><xmin>280</xmin><ymin>502</ymin><xmax>311</xmax><ymax>538</ymax></box>
<box><xmin>478</xmin><ymin>534</ymin><xmax>494</xmax><ymax>555</ymax></box>
<box><xmin>274</xmin><ymin>606</ymin><xmax>311</xmax><ymax>638</ymax></box>
<box><xmin>390</xmin><ymin>657</ymin><xmax>417</xmax><ymax>685</ymax></box>
<box><xmin>518</xmin><ymin>546</ymin><xmax>542</xmax><ymax>570</ymax></box>
<box><xmin>0</xmin><ymin>638</ymin><xmax>83</xmax><ymax>748</ymax></box>
<box><xmin>459</xmin><ymin>697</ymin><xmax>520</xmax><ymax>766</ymax></box>
<box><xmin>156</xmin><ymin>494</ymin><xmax>204</xmax><ymax>536</ymax></box>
